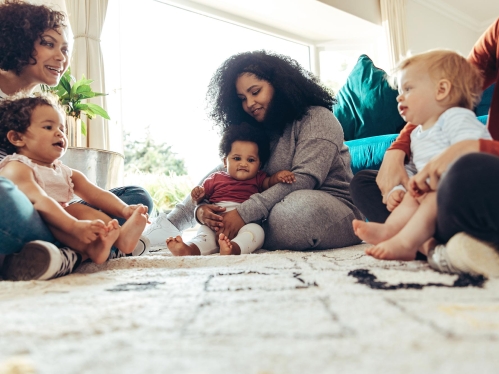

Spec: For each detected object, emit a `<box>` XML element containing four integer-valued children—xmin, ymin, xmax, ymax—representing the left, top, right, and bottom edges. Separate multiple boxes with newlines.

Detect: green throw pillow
<box><xmin>333</xmin><ymin>54</ymin><xmax>405</xmax><ymax>141</ymax></box>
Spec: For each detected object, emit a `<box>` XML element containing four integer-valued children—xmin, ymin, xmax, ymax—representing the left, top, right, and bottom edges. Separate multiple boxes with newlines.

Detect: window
<box><xmin>102</xmin><ymin>0</ymin><xmax>311</xmax><ymax>184</ymax></box>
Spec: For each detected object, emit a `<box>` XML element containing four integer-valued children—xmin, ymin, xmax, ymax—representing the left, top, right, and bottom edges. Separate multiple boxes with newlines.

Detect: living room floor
<box><xmin>0</xmin><ymin>243</ymin><xmax>498</xmax><ymax>374</ymax></box>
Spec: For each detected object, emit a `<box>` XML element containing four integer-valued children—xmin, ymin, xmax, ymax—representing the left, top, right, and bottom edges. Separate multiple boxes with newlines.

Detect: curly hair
<box><xmin>207</xmin><ymin>50</ymin><xmax>336</xmax><ymax>135</ymax></box>
<box><xmin>0</xmin><ymin>0</ymin><xmax>66</xmax><ymax>74</ymax></box>
<box><xmin>0</xmin><ymin>93</ymin><xmax>61</xmax><ymax>154</ymax></box>
<box><xmin>218</xmin><ymin>122</ymin><xmax>270</xmax><ymax>167</ymax></box>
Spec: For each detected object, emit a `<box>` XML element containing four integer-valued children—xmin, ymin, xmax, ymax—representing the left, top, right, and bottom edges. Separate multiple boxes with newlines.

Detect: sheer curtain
<box><xmin>380</xmin><ymin>0</ymin><xmax>408</xmax><ymax>71</ymax></box>
<box><xmin>65</xmin><ymin>0</ymin><xmax>109</xmax><ymax>150</ymax></box>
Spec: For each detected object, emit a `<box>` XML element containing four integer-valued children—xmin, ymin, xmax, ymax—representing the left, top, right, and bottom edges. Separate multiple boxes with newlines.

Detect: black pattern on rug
<box><xmin>348</xmin><ymin>269</ymin><xmax>486</xmax><ymax>290</ymax></box>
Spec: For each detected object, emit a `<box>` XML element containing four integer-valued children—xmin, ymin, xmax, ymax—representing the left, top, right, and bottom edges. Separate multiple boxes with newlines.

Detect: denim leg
<box><xmin>77</xmin><ymin>185</ymin><xmax>153</xmax><ymax>226</ymax></box>
<box><xmin>108</xmin><ymin>186</ymin><xmax>153</xmax><ymax>225</ymax></box>
<box><xmin>0</xmin><ymin>177</ymin><xmax>55</xmax><ymax>255</ymax></box>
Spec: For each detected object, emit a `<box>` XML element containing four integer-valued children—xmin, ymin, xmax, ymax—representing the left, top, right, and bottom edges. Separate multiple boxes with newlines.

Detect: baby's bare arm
<box><xmin>0</xmin><ymin>162</ymin><xmax>107</xmax><ymax>240</ymax></box>
<box><xmin>262</xmin><ymin>170</ymin><xmax>296</xmax><ymax>190</ymax></box>
<box><xmin>191</xmin><ymin>186</ymin><xmax>206</xmax><ymax>204</ymax></box>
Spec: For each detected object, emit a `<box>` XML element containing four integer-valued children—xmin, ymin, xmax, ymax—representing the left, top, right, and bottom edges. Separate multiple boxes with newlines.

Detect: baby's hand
<box><xmin>122</xmin><ymin>204</ymin><xmax>149</xmax><ymax>222</ymax></box>
<box><xmin>276</xmin><ymin>170</ymin><xmax>296</xmax><ymax>184</ymax></box>
<box><xmin>408</xmin><ymin>177</ymin><xmax>426</xmax><ymax>198</ymax></box>
<box><xmin>191</xmin><ymin>186</ymin><xmax>206</xmax><ymax>204</ymax></box>
<box><xmin>386</xmin><ymin>190</ymin><xmax>405</xmax><ymax>212</ymax></box>
<box><xmin>74</xmin><ymin>219</ymin><xmax>108</xmax><ymax>244</ymax></box>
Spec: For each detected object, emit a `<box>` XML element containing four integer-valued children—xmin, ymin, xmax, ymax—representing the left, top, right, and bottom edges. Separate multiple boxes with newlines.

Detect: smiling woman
<box><xmin>0</xmin><ymin>0</ymin><xmax>153</xmax><ymax>281</ymax></box>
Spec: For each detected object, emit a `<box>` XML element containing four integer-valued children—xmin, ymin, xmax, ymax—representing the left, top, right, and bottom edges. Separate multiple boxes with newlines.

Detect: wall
<box><xmin>405</xmin><ymin>0</ymin><xmax>480</xmax><ymax>55</ymax></box>
<box><xmin>319</xmin><ymin>0</ymin><xmax>481</xmax><ymax>56</ymax></box>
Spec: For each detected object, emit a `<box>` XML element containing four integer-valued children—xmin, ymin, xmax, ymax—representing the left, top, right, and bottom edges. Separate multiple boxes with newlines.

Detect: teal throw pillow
<box><xmin>333</xmin><ymin>54</ymin><xmax>405</xmax><ymax>141</ymax></box>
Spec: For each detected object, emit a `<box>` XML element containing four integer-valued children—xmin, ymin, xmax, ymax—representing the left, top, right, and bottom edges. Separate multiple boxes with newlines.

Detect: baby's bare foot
<box><xmin>365</xmin><ymin>235</ymin><xmax>418</xmax><ymax>261</ymax></box>
<box><xmin>353</xmin><ymin>219</ymin><xmax>393</xmax><ymax>245</ymax></box>
<box><xmin>167</xmin><ymin>236</ymin><xmax>200</xmax><ymax>256</ymax></box>
<box><xmin>86</xmin><ymin>219</ymin><xmax>120</xmax><ymax>264</ymax></box>
<box><xmin>219</xmin><ymin>233</ymin><xmax>241</xmax><ymax>255</ymax></box>
<box><xmin>115</xmin><ymin>206</ymin><xmax>148</xmax><ymax>254</ymax></box>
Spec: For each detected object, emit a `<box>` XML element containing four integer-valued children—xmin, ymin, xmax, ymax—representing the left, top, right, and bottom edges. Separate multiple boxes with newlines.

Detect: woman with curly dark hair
<box><xmin>146</xmin><ymin>50</ymin><xmax>364</xmax><ymax>251</ymax></box>
<box><xmin>0</xmin><ymin>0</ymin><xmax>153</xmax><ymax>281</ymax></box>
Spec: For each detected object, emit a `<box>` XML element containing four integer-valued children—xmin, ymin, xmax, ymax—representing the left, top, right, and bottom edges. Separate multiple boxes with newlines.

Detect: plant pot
<box><xmin>60</xmin><ymin>147</ymin><xmax>124</xmax><ymax>190</ymax></box>
<box><xmin>66</xmin><ymin>116</ymin><xmax>84</xmax><ymax>147</ymax></box>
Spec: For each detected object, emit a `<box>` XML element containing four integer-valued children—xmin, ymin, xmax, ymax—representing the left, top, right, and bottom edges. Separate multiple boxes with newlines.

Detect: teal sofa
<box><xmin>334</xmin><ymin>55</ymin><xmax>494</xmax><ymax>174</ymax></box>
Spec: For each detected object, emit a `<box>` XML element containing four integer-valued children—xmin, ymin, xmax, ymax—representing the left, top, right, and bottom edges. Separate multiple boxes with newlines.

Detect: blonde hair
<box><xmin>395</xmin><ymin>49</ymin><xmax>483</xmax><ymax>110</ymax></box>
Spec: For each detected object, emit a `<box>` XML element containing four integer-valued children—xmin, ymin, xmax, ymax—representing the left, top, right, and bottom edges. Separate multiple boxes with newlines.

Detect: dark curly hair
<box><xmin>219</xmin><ymin>122</ymin><xmax>270</xmax><ymax>167</ymax></box>
<box><xmin>0</xmin><ymin>0</ymin><xmax>66</xmax><ymax>74</ymax></box>
<box><xmin>207</xmin><ymin>50</ymin><xmax>336</xmax><ymax>135</ymax></box>
<box><xmin>0</xmin><ymin>93</ymin><xmax>60</xmax><ymax>154</ymax></box>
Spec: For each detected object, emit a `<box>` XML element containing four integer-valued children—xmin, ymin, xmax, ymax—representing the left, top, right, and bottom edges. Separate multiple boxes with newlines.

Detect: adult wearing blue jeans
<box><xmin>0</xmin><ymin>1</ymin><xmax>153</xmax><ymax>281</ymax></box>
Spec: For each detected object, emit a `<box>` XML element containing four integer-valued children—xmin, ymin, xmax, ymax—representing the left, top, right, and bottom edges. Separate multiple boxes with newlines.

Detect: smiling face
<box><xmin>14</xmin><ymin>104</ymin><xmax>67</xmax><ymax>167</ymax></box>
<box><xmin>235</xmin><ymin>73</ymin><xmax>275</xmax><ymax>123</ymax></box>
<box><xmin>396</xmin><ymin>63</ymin><xmax>443</xmax><ymax>129</ymax></box>
<box><xmin>223</xmin><ymin>140</ymin><xmax>261</xmax><ymax>181</ymax></box>
<box><xmin>20</xmin><ymin>28</ymin><xmax>70</xmax><ymax>89</ymax></box>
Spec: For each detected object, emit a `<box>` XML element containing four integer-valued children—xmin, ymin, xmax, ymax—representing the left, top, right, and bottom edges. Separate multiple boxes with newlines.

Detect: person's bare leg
<box><xmin>114</xmin><ymin>205</ymin><xmax>148</xmax><ymax>254</ymax></box>
<box><xmin>85</xmin><ymin>220</ymin><xmax>120</xmax><ymax>264</ymax></box>
<box><xmin>49</xmin><ymin>220</ymin><xmax>120</xmax><ymax>264</ymax></box>
<box><xmin>166</xmin><ymin>236</ymin><xmax>201</xmax><ymax>256</ymax></box>
<box><xmin>366</xmin><ymin>192</ymin><xmax>437</xmax><ymax>260</ymax></box>
<box><xmin>354</xmin><ymin>193</ymin><xmax>419</xmax><ymax>244</ymax></box>
<box><xmin>66</xmin><ymin>203</ymin><xmax>111</xmax><ymax>222</ymax></box>
<box><xmin>219</xmin><ymin>233</ymin><xmax>241</xmax><ymax>255</ymax></box>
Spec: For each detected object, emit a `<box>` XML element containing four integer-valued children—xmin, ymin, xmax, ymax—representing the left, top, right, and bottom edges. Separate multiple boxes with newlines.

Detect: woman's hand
<box><xmin>219</xmin><ymin>209</ymin><xmax>245</xmax><ymax>240</ymax></box>
<box><xmin>411</xmin><ymin>140</ymin><xmax>479</xmax><ymax>193</ymax></box>
<box><xmin>196</xmin><ymin>204</ymin><xmax>226</xmax><ymax>231</ymax></box>
<box><xmin>376</xmin><ymin>149</ymin><xmax>410</xmax><ymax>204</ymax></box>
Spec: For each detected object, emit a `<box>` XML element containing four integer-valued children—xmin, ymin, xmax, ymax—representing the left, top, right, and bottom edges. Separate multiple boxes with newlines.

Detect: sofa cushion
<box><xmin>333</xmin><ymin>54</ymin><xmax>406</xmax><ymax>141</ymax></box>
<box><xmin>345</xmin><ymin>133</ymin><xmax>398</xmax><ymax>174</ymax></box>
<box><xmin>475</xmin><ymin>84</ymin><xmax>495</xmax><ymax>117</ymax></box>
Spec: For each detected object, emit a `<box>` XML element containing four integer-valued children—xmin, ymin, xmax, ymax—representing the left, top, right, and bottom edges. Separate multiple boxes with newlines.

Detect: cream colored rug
<box><xmin>1</xmin><ymin>243</ymin><xmax>498</xmax><ymax>374</ymax></box>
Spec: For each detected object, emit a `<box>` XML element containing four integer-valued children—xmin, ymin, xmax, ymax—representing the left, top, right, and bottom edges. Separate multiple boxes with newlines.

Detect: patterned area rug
<box><xmin>1</xmin><ymin>243</ymin><xmax>499</xmax><ymax>374</ymax></box>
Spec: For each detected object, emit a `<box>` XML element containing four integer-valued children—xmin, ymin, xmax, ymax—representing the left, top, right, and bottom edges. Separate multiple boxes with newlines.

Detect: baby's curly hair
<box><xmin>0</xmin><ymin>93</ymin><xmax>61</xmax><ymax>154</ymax></box>
<box><xmin>219</xmin><ymin>122</ymin><xmax>270</xmax><ymax>167</ymax></box>
<box><xmin>207</xmin><ymin>50</ymin><xmax>336</xmax><ymax>135</ymax></box>
<box><xmin>0</xmin><ymin>0</ymin><xmax>66</xmax><ymax>74</ymax></box>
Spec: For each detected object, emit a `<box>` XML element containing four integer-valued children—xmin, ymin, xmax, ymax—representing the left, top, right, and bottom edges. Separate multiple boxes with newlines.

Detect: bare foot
<box><xmin>86</xmin><ymin>219</ymin><xmax>120</xmax><ymax>264</ymax></box>
<box><xmin>365</xmin><ymin>235</ymin><xmax>418</xmax><ymax>261</ymax></box>
<box><xmin>353</xmin><ymin>219</ymin><xmax>393</xmax><ymax>245</ymax></box>
<box><xmin>218</xmin><ymin>233</ymin><xmax>241</xmax><ymax>255</ymax></box>
<box><xmin>166</xmin><ymin>236</ymin><xmax>200</xmax><ymax>256</ymax></box>
<box><xmin>115</xmin><ymin>206</ymin><xmax>148</xmax><ymax>254</ymax></box>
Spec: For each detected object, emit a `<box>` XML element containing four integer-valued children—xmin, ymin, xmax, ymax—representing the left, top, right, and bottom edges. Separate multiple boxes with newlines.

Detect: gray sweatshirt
<box><xmin>238</xmin><ymin>106</ymin><xmax>356</xmax><ymax>223</ymax></box>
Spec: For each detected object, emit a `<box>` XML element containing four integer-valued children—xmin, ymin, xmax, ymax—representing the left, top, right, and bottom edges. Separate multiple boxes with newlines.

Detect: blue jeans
<box><xmin>0</xmin><ymin>177</ymin><xmax>153</xmax><ymax>255</ymax></box>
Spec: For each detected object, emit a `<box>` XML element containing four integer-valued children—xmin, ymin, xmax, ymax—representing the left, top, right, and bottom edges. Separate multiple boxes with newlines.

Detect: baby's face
<box><xmin>396</xmin><ymin>63</ymin><xmax>441</xmax><ymax>128</ymax></box>
<box><xmin>224</xmin><ymin>141</ymin><xmax>261</xmax><ymax>181</ymax></box>
<box><xmin>19</xmin><ymin>105</ymin><xmax>67</xmax><ymax>167</ymax></box>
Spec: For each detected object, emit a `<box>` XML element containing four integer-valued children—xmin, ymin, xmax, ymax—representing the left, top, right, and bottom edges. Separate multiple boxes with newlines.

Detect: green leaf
<box><xmin>80</xmin><ymin>120</ymin><xmax>87</xmax><ymax>136</ymax></box>
<box><xmin>85</xmin><ymin>103</ymin><xmax>110</xmax><ymax>119</ymax></box>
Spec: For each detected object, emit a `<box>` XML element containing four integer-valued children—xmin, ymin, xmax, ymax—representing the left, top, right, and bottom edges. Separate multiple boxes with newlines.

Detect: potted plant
<box><xmin>44</xmin><ymin>68</ymin><xmax>110</xmax><ymax>147</ymax></box>
<box><xmin>43</xmin><ymin>69</ymin><xmax>124</xmax><ymax>190</ymax></box>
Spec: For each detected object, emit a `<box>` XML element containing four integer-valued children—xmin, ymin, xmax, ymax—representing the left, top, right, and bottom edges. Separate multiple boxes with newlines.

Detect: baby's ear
<box><xmin>222</xmin><ymin>157</ymin><xmax>227</xmax><ymax>168</ymax></box>
<box><xmin>6</xmin><ymin>130</ymin><xmax>25</xmax><ymax>147</ymax></box>
<box><xmin>436</xmin><ymin>79</ymin><xmax>452</xmax><ymax>101</ymax></box>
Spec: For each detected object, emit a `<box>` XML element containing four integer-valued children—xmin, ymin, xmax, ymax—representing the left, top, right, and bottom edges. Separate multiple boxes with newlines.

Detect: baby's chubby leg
<box><xmin>366</xmin><ymin>192</ymin><xmax>438</xmax><ymax>261</ymax></box>
<box><xmin>114</xmin><ymin>205</ymin><xmax>148</xmax><ymax>254</ymax></box>
<box><xmin>221</xmin><ymin>223</ymin><xmax>264</xmax><ymax>255</ymax></box>
<box><xmin>355</xmin><ymin>192</ymin><xmax>419</xmax><ymax>245</ymax></box>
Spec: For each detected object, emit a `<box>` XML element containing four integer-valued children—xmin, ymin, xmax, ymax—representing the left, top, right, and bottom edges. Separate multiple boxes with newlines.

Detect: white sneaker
<box><xmin>428</xmin><ymin>233</ymin><xmax>499</xmax><ymax>278</ymax></box>
<box><xmin>142</xmin><ymin>212</ymin><xmax>181</xmax><ymax>247</ymax></box>
<box><xmin>1</xmin><ymin>241</ymin><xmax>80</xmax><ymax>281</ymax></box>
<box><xmin>108</xmin><ymin>236</ymin><xmax>151</xmax><ymax>260</ymax></box>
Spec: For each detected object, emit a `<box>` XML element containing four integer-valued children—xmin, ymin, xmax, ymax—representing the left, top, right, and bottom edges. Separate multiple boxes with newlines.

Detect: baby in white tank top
<box><xmin>0</xmin><ymin>94</ymin><xmax>149</xmax><ymax>264</ymax></box>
